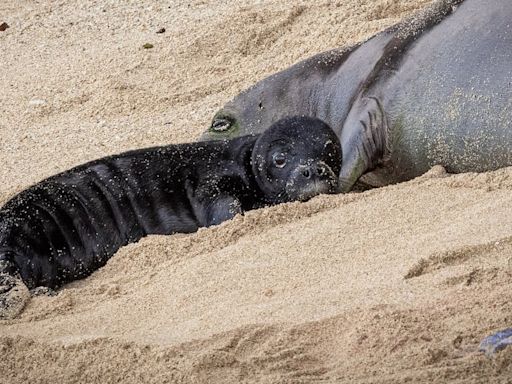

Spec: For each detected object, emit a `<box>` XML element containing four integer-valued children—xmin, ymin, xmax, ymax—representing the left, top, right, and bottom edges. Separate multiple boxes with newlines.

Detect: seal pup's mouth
<box><xmin>285</xmin><ymin>160</ymin><xmax>340</xmax><ymax>202</ymax></box>
<box><xmin>290</xmin><ymin>180</ymin><xmax>339</xmax><ymax>202</ymax></box>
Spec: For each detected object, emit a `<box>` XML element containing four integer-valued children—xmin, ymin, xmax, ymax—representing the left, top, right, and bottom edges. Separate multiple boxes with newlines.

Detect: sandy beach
<box><xmin>1</xmin><ymin>0</ymin><xmax>512</xmax><ymax>382</ymax></box>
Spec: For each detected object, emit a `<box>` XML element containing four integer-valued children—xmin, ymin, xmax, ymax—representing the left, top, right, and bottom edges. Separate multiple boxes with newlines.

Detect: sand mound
<box><xmin>1</xmin><ymin>0</ymin><xmax>511</xmax><ymax>382</ymax></box>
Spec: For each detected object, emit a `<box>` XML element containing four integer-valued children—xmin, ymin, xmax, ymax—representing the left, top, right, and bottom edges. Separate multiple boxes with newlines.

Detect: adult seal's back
<box><xmin>202</xmin><ymin>0</ymin><xmax>512</xmax><ymax>191</ymax></box>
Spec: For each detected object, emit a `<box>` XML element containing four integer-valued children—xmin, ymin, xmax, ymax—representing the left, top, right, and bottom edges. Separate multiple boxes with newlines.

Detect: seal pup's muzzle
<box><xmin>285</xmin><ymin>160</ymin><xmax>340</xmax><ymax>201</ymax></box>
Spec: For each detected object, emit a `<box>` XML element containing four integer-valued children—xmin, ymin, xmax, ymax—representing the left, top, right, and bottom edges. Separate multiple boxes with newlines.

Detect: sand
<box><xmin>1</xmin><ymin>0</ymin><xmax>512</xmax><ymax>383</ymax></box>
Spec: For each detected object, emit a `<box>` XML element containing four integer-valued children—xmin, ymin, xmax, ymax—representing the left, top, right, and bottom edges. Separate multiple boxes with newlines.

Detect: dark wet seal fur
<box><xmin>0</xmin><ymin>116</ymin><xmax>341</xmax><ymax>319</ymax></box>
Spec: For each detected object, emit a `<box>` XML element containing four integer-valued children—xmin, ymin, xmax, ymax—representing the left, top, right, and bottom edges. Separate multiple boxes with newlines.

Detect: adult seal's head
<box><xmin>251</xmin><ymin>116</ymin><xmax>342</xmax><ymax>203</ymax></box>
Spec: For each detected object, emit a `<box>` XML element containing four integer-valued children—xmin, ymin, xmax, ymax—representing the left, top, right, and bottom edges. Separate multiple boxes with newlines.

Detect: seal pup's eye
<box><xmin>210</xmin><ymin>118</ymin><xmax>232</xmax><ymax>132</ymax></box>
<box><xmin>272</xmin><ymin>152</ymin><xmax>287</xmax><ymax>168</ymax></box>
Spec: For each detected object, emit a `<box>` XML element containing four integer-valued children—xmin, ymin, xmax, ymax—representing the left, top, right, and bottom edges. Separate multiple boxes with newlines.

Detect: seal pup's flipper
<box><xmin>204</xmin><ymin>195</ymin><xmax>243</xmax><ymax>227</ymax></box>
<box><xmin>339</xmin><ymin>96</ymin><xmax>390</xmax><ymax>192</ymax></box>
<box><xmin>0</xmin><ymin>260</ymin><xmax>30</xmax><ymax>319</ymax></box>
<box><xmin>186</xmin><ymin>178</ymin><xmax>244</xmax><ymax>228</ymax></box>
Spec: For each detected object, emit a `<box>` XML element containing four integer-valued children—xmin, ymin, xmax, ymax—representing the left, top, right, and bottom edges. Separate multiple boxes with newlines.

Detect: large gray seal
<box><xmin>201</xmin><ymin>0</ymin><xmax>512</xmax><ymax>192</ymax></box>
<box><xmin>0</xmin><ymin>116</ymin><xmax>341</xmax><ymax>319</ymax></box>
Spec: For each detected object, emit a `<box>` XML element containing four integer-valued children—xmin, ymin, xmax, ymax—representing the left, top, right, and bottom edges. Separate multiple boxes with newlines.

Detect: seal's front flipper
<box><xmin>479</xmin><ymin>328</ymin><xmax>512</xmax><ymax>356</ymax></box>
<box><xmin>186</xmin><ymin>178</ymin><xmax>243</xmax><ymax>228</ymax></box>
<box><xmin>339</xmin><ymin>96</ymin><xmax>390</xmax><ymax>192</ymax></box>
<box><xmin>0</xmin><ymin>272</ymin><xmax>30</xmax><ymax>319</ymax></box>
<box><xmin>359</xmin><ymin>97</ymin><xmax>390</xmax><ymax>168</ymax></box>
<box><xmin>205</xmin><ymin>195</ymin><xmax>242</xmax><ymax>227</ymax></box>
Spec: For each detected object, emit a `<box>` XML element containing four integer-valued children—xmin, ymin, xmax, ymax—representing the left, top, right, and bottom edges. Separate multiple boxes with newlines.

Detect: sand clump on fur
<box><xmin>1</xmin><ymin>0</ymin><xmax>512</xmax><ymax>383</ymax></box>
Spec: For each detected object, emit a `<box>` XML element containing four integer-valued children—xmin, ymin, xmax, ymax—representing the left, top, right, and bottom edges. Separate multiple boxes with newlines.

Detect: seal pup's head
<box><xmin>251</xmin><ymin>116</ymin><xmax>342</xmax><ymax>203</ymax></box>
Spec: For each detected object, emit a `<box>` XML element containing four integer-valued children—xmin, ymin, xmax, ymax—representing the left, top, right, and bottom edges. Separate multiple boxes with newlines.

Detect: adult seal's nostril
<box><xmin>302</xmin><ymin>168</ymin><xmax>311</xmax><ymax>179</ymax></box>
<box><xmin>316</xmin><ymin>165</ymin><xmax>325</xmax><ymax>176</ymax></box>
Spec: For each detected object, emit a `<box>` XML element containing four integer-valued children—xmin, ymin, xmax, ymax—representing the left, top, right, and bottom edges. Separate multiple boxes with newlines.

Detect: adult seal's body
<box><xmin>0</xmin><ymin>116</ymin><xmax>341</xmax><ymax>319</ymax></box>
<box><xmin>202</xmin><ymin>0</ymin><xmax>512</xmax><ymax>191</ymax></box>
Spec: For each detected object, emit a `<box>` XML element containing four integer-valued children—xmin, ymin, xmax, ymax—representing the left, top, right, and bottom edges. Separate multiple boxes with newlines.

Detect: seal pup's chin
<box><xmin>285</xmin><ymin>180</ymin><xmax>339</xmax><ymax>202</ymax></box>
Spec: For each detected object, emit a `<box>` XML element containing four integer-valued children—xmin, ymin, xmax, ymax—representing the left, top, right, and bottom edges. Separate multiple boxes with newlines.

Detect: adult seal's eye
<box><xmin>210</xmin><ymin>118</ymin><xmax>231</xmax><ymax>132</ymax></box>
<box><xmin>272</xmin><ymin>152</ymin><xmax>287</xmax><ymax>168</ymax></box>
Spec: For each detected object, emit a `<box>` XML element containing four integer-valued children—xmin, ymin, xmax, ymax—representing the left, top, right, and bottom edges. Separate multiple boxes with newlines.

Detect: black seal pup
<box><xmin>0</xmin><ymin>116</ymin><xmax>341</xmax><ymax>319</ymax></box>
<box><xmin>202</xmin><ymin>0</ymin><xmax>512</xmax><ymax>191</ymax></box>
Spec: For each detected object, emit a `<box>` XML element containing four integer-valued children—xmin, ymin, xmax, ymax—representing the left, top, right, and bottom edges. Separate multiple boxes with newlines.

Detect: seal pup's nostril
<box><xmin>302</xmin><ymin>168</ymin><xmax>311</xmax><ymax>179</ymax></box>
<box><xmin>316</xmin><ymin>166</ymin><xmax>325</xmax><ymax>176</ymax></box>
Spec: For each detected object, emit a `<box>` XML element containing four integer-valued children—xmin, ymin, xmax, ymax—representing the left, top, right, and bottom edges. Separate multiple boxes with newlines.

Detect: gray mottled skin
<box><xmin>201</xmin><ymin>0</ymin><xmax>512</xmax><ymax>192</ymax></box>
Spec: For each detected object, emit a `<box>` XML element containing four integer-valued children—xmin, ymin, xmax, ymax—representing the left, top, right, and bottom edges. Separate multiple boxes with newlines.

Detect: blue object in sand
<box><xmin>479</xmin><ymin>328</ymin><xmax>512</xmax><ymax>356</ymax></box>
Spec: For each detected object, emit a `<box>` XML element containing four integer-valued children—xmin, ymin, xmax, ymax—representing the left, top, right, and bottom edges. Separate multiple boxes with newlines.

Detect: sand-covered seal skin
<box><xmin>0</xmin><ymin>116</ymin><xmax>341</xmax><ymax>319</ymax></box>
<box><xmin>202</xmin><ymin>0</ymin><xmax>512</xmax><ymax>192</ymax></box>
